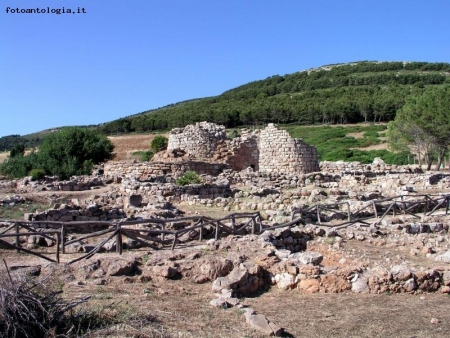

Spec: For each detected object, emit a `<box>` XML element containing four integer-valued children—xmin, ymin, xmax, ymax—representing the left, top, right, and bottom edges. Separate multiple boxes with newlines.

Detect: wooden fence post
<box><xmin>56</xmin><ymin>233</ymin><xmax>60</xmax><ymax>263</ymax></box>
<box><xmin>61</xmin><ymin>223</ymin><xmax>66</xmax><ymax>254</ymax></box>
<box><xmin>116</xmin><ymin>224</ymin><xmax>122</xmax><ymax>255</ymax></box>
<box><xmin>257</xmin><ymin>212</ymin><xmax>263</xmax><ymax>233</ymax></box>
<box><xmin>15</xmin><ymin>222</ymin><xmax>20</xmax><ymax>252</ymax></box>
<box><xmin>215</xmin><ymin>221</ymin><xmax>220</xmax><ymax>240</ymax></box>
<box><xmin>171</xmin><ymin>232</ymin><xmax>178</xmax><ymax>250</ymax></box>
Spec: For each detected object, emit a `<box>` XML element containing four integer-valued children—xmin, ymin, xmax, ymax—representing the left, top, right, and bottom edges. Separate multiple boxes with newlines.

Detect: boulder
<box><xmin>106</xmin><ymin>258</ymin><xmax>136</xmax><ymax>276</ymax></box>
<box><xmin>352</xmin><ymin>277</ymin><xmax>369</xmax><ymax>293</ymax></box>
<box><xmin>290</xmin><ymin>251</ymin><xmax>323</xmax><ymax>265</ymax></box>
<box><xmin>434</xmin><ymin>251</ymin><xmax>450</xmax><ymax>263</ymax></box>
<box><xmin>298</xmin><ymin>278</ymin><xmax>320</xmax><ymax>293</ymax></box>
<box><xmin>212</xmin><ymin>268</ymin><xmax>248</xmax><ymax>293</ymax></box>
<box><xmin>244</xmin><ymin>309</ymin><xmax>283</xmax><ymax>336</ymax></box>
<box><xmin>390</xmin><ymin>265</ymin><xmax>412</xmax><ymax>282</ymax></box>
<box><xmin>274</xmin><ymin>273</ymin><xmax>296</xmax><ymax>290</ymax></box>
<box><xmin>193</xmin><ymin>257</ymin><xmax>233</xmax><ymax>283</ymax></box>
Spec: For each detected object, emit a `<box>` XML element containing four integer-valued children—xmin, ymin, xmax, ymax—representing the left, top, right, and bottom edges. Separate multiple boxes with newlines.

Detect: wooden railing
<box><xmin>1</xmin><ymin>193</ymin><xmax>449</xmax><ymax>264</ymax></box>
<box><xmin>0</xmin><ymin>212</ymin><xmax>263</xmax><ymax>264</ymax></box>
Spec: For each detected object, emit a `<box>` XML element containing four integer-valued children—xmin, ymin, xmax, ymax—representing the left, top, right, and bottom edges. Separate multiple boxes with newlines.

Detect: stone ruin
<box><xmin>258</xmin><ymin>123</ymin><xmax>318</xmax><ymax>174</ymax></box>
<box><xmin>158</xmin><ymin>121</ymin><xmax>319</xmax><ymax>174</ymax></box>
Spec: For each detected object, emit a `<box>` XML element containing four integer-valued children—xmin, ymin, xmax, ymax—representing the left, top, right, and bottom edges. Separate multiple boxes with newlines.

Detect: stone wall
<box><xmin>15</xmin><ymin>176</ymin><xmax>104</xmax><ymax>193</ymax></box>
<box><xmin>120</xmin><ymin>177</ymin><xmax>231</xmax><ymax>203</ymax></box>
<box><xmin>103</xmin><ymin>160</ymin><xmax>229</xmax><ymax>181</ymax></box>
<box><xmin>168</xmin><ymin>122</ymin><xmax>227</xmax><ymax>160</ymax></box>
<box><xmin>26</xmin><ymin>203</ymin><xmax>125</xmax><ymax>226</ymax></box>
<box><xmin>258</xmin><ymin>124</ymin><xmax>319</xmax><ymax>174</ymax></box>
<box><xmin>165</xmin><ymin>122</ymin><xmax>319</xmax><ymax>175</ymax></box>
<box><xmin>226</xmin><ymin>129</ymin><xmax>259</xmax><ymax>171</ymax></box>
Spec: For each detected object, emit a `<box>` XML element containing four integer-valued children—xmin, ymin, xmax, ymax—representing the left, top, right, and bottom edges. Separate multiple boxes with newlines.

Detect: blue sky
<box><xmin>1</xmin><ymin>0</ymin><xmax>449</xmax><ymax>137</ymax></box>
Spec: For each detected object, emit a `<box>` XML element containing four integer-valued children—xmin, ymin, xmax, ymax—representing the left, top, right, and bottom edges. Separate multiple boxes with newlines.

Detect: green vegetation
<box><xmin>2</xmin><ymin>61</ymin><xmax>449</xmax><ymax>166</ymax></box>
<box><xmin>150</xmin><ymin>135</ymin><xmax>168</xmax><ymax>153</ymax></box>
<box><xmin>132</xmin><ymin>150</ymin><xmax>154</xmax><ymax>162</ymax></box>
<box><xmin>387</xmin><ymin>85</ymin><xmax>450</xmax><ymax>170</ymax></box>
<box><xmin>0</xmin><ymin>135</ymin><xmax>41</xmax><ymax>153</ymax></box>
<box><xmin>0</xmin><ymin>127</ymin><xmax>114</xmax><ymax>179</ymax></box>
<box><xmin>29</xmin><ymin>168</ymin><xmax>46</xmax><ymax>181</ymax></box>
<box><xmin>0</xmin><ymin>201</ymin><xmax>47</xmax><ymax>220</ymax></box>
<box><xmin>9</xmin><ymin>144</ymin><xmax>25</xmax><ymax>158</ymax></box>
<box><xmin>99</xmin><ymin>61</ymin><xmax>450</xmax><ymax>134</ymax></box>
<box><xmin>176</xmin><ymin>171</ymin><xmax>202</xmax><ymax>186</ymax></box>
<box><xmin>284</xmin><ymin>124</ymin><xmax>411</xmax><ymax>164</ymax></box>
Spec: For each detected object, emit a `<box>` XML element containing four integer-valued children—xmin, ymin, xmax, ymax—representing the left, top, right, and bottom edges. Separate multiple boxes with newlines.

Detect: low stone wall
<box><xmin>103</xmin><ymin>160</ymin><xmax>229</xmax><ymax>181</ymax></box>
<box><xmin>120</xmin><ymin>177</ymin><xmax>231</xmax><ymax>202</ymax></box>
<box><xmin>16</xmin><ymin>176</ymin><xmax>104</xmax><ymax>192</ymax></box>
<box><xmin>26</xmin><ymin>203</ymin><xmax>126</xmax><ymax>224</ymax></box>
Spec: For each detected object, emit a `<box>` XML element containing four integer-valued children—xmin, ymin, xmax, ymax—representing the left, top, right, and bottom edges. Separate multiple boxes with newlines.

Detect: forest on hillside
<box><xmin>0</xmin><ymin>135</ymin><xmax>42</xmax><ymax>153</ymax></box>
<box><xmin>98</xmin><ymin>61</ymin><xmax>450</xmax><ymax>134</ymax></box>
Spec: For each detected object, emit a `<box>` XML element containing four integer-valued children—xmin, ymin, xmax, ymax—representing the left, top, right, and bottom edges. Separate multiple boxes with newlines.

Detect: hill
<box><xmin>98</xmin><ymin>61</ymin><xmax>450</xmax><ymax>134</ymax></box>
<box><xmin>0</xmin><ymin>126</ymin><xmax>97</xmax><ymax>153</ymax></box>
<box><xmin>2</xmin><ymin>61</ymin><xmax>449</xmax><ymax>153</ymax></box>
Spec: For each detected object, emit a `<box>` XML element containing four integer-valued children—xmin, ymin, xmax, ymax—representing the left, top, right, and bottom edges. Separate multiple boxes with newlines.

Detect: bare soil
<box><xmin>108</xmin><ymin>133</ymin><xmax>168</xmax><ymax>161</ymax></box>
<box><xmin>1</xmin><ymin>175</ymin><xmax>450</xmax><ymax>337</ymax></box>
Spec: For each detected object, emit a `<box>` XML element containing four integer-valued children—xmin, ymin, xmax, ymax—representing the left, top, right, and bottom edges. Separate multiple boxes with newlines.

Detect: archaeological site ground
<box><xmin>1</xmin><ymin>122</ymin><xmax>450</xmax><ymax>337</ymax></box>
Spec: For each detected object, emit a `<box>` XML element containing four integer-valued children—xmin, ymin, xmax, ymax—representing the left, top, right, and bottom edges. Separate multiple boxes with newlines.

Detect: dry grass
<box><xmin>108</xmin><ymin>133</ymin><xmax>168</xmax><ymax>161</ymax></box>
<box><xmin>346</xmin><ymin>132</ymin><xmax>365</xmax><ymax>139</ymax></box>
<box><xmin>0</xmin><ymin>152</ymin><xmax>8</xmax><ymax>164</ymax></box>
<box><xmin>246</xmin><ymin>291</ymin><xmax>450</xmax><ymax>337</ymax></box>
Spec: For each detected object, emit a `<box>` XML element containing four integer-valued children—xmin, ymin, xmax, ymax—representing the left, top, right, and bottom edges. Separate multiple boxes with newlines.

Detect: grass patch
<box><xmin>132</xmin><ymin>150</ymin><xmax>154</xmax><ymax>161</ymax></box>
<box><xmin>283</xmin><ymin>124</ymin><xmax>411</xmax><ymax>164</ymax></box>
<box><xmin>0</xmin><ymin>201</ymin><xmax>47</xmax><ymax>220</ymax></box>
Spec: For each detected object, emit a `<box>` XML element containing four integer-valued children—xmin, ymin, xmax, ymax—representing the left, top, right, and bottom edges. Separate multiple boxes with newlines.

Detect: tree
<box><xmin>0</xmin><ymin>127</ymin><xmax>115</xmax><ymax>179</ymax></box>
<box><xmin>9</xmin><ymin>144</ymin><xmax>25</xmax><ymax>158</ymax></box>
<box><xmin>388</xmin><ymin>86</ymin><xmax>450</xmax><ymax>170</ymax></box>
<box><xmin>37</xmin><ymin>127</ymin><xmax>114</xmax><ymax>178</ymax></box>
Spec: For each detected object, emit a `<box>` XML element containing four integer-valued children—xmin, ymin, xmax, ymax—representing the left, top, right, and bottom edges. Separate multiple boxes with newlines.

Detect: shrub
<box><xmin>9</xmin><ymin>144</ymin><xmax>25</xmax><ymax>158</ymax></box>
<box><xmin>132</xmin><ymin>150</ymin><xmax>154</xmax><ymax>161</ymax></box>
<box><xmin>29</xmin><ymin>168</ymin><xmax>46</xmax><ymax>181</ymax></box>
<box><xmin>0</xmin><ymin>127</ymin><xmax>115</xmax><ymax>180</ymax></box>
<box><xmin>176</xmin><ymin>171</ymin><xmax>201</xmax><ymax>186</ymax></box>
<box><xmin>0</xmin><ymin>151</ymin><xmax>38</xmax><ymax>178</ymax></box>
<box><xmin>228</xmin><ymin>129</ymin><xmax>240</xmax><ymax>139</ymax></box>
<box><xmin>150</xmin><ymin>135</ymin><xmax>168</xmax><ymax>153</ymax></box>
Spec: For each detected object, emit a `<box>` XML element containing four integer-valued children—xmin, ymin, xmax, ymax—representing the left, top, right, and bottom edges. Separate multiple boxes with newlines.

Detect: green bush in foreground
<box><xmin>176</xmin><ymin>171</ymin><xmax>201</xmax><ymax>186</ymax></box>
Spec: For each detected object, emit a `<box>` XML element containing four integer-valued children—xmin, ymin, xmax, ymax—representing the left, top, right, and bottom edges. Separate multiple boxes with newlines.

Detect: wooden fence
<box><xmin>1</xmin><ymin>193</ymin><xmax>449</xmax><ymax>264</ymax></box>
<box><xmin>0</xmin><ymin>212</ymin><xmax>263</xmax><ymax>264</ymax></box>
<box><xmin>291</xmin><ymin>193</ymin><xmax>450</xmax><ymax>224</ymax></box>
